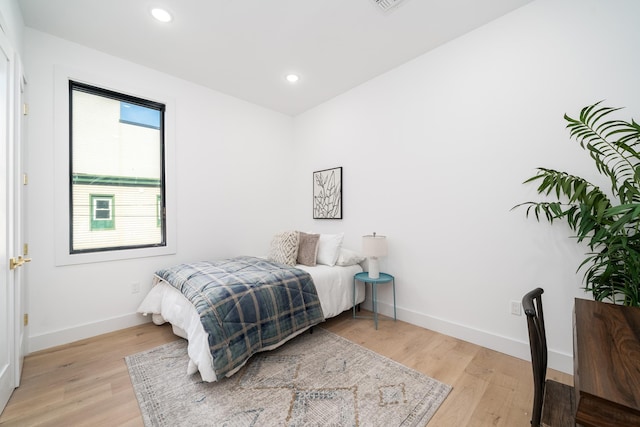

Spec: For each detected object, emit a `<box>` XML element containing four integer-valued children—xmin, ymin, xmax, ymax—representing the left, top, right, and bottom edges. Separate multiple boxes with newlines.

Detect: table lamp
<box><xmin>362</xmin><ymin>232</ymin><xmax>387</xmax><ymax>279</ymax></box>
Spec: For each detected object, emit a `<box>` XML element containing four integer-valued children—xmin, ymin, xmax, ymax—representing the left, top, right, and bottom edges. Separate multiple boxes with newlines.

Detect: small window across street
<box><xmin>90</xmin><ymin>195</ymin><xmax>115</xmax><ymax>230</ymax></box>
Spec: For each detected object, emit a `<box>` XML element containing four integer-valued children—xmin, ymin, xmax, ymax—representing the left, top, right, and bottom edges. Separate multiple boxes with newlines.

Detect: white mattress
<box><xmin>137</xmin><ymin>263</ymin><xmax>365</xmax><ymax>382</ymax></box>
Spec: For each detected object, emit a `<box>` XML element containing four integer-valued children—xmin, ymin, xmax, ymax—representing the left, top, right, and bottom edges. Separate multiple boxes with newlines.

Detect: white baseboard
<box><xmin>28</xmin><ymin>313</ymin><xmax>151</xmax><ymax>353</ymax></box>
<box><xmin>28</xmin><ymin>303</ymin><xmax>574</xmax><ymax>375</ymax></box>
<box><xmin>363</xmin><ymin>300</ymin><xmax>573</xmax><ymax>375</ymax></box>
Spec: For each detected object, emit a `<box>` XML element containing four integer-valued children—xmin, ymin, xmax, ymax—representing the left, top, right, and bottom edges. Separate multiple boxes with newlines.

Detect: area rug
<box><xmin>126</xmin><ymin>328</ymin><xmax>451</xmax><ymax>426</ymax></box>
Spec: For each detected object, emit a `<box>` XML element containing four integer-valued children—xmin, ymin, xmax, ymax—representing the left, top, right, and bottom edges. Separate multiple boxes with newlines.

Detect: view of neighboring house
<box><xmin>70</xmin><ymin>85</ymin><xmax>165</xmax><ymax>252</ymax></box>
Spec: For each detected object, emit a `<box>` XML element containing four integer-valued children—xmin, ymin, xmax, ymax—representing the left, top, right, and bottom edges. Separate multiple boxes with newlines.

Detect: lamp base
<box><xmin>368</xmin><ymin>257</ymin><xmax>380</xmax><ymax>279</ymax></box>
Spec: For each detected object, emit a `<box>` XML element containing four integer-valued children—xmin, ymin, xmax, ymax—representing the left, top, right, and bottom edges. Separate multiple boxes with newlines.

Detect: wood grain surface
<box><xmin>574</xmin><ymin>298</ymin><xmax>640</xmax><ymax>427</ymax></box>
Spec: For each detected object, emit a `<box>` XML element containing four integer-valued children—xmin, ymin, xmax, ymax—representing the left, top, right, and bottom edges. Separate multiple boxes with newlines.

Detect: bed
<box><xmin>137</xmin><ymin>231</ymin><xmax>366</xmax><ymax>382</ymax></box>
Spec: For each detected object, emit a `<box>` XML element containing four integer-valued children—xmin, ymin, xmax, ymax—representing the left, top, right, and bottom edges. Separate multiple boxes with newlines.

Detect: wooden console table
<box><xmin>573</xmin><ymin>298</ymin><xmax>640</xmax><ymax>426</ymax></box>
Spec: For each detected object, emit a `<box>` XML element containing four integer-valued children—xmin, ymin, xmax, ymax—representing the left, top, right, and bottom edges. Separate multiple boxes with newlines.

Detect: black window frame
<box><xmin>68</xmin><ymin>80</ymin><xmax>167</xmax><ymax>254</ymax></box>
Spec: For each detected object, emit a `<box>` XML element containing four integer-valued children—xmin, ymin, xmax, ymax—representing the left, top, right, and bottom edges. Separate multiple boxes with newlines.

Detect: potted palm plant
<box><xmin>514</xmin><ymin>101</ymin><xmax>640</xmax><ymax>306</ymax></box>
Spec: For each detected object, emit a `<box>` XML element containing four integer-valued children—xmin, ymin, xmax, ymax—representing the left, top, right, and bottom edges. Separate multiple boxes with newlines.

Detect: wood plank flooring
<box><xmin>0</xmin><ymin>311</ymin><xmax>572</xmax><ymax>426</ymax></box>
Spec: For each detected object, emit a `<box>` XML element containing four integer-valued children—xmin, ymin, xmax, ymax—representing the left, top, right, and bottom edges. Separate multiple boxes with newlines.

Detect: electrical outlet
<box><xmin>131</xmin><ymin>282</ymin><xmax>140</xmax><ymax>294</ymax></box>
<box><xmin>510</xmin><ymin>300</ymin><xmax>522</xmax><ymax>316</ymax></box>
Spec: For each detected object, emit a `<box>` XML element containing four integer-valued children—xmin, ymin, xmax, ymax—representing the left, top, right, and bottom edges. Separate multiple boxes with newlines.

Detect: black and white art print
<box><xmin>313</xmin><ymin>167</ymin><xmax>342</xmax><ymax>219</ymax></box>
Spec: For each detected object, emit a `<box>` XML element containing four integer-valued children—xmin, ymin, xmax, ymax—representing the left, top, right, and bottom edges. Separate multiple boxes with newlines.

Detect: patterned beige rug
<box><xmin>126</xmin><ymin>328</ymin><xmax>451</xmax><ymax>426</ymax></box>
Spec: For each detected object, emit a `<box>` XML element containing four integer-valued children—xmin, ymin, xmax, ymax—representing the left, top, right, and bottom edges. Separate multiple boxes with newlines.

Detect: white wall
<box><xmin>23</xmin><ymin>29</ymin><xmax>296</xmax><ymax>351</ymax></box>
<box><xmin>292</xmin><ymin>0</ymin><xmax>640</xmax><ymax>373</ymax></box>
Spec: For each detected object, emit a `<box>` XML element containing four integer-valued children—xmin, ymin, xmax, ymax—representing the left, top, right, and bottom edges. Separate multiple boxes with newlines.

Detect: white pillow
<box><xmin>316</xmin><ymin>233</ymin><xmax>344</xmax><ymax>266</ymax></box>
<box><xmin>336</xmin><ymin>248</ymin><xmax>366</xmax><ymax>267</ymax></box>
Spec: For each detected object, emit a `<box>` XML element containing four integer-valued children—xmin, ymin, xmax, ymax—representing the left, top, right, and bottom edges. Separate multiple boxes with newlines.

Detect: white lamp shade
<box><xmin>362</xmin><ymin>234</ymin><xmax>388</xmax><ymax>257</ymax></box>
<box><xmin>363</xmin><ymin>234</ymin><xmax>387</xmax><ymax>279</ymax></box>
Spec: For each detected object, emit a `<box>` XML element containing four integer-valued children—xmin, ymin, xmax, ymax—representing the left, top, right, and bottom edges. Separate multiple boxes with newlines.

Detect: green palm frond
<box><xmin>514</xmin><ymin>101</ymin><xmax>640</xmax><ymax>306</ymax></box>
<box><xmin>521</xmin><ymin>167</ymin><xmax>611</xmax><ymax>210</ymax></box>
<box><xmin>581</xmin><ymin>232</ymin><xmax>640</xmax><ymax>306</ymax></box>
<box><xmin>565</xmin><ymin>101</ymin><xmax>640</xmax><ymax>204</ymax></box>
<box><xmin>512</xmin><ymin>168</ymin><xmax>612</xmax><ymax>246</ymax></box>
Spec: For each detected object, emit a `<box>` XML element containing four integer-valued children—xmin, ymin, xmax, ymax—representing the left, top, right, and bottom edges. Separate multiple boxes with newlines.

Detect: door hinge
<box><xmin>23</xmin><ymin>103</ymin><xmax>28</xmax><ymax>115</ymax></box>
<box><xmin>23</xmin><ymin>173</ymin><xmax>28</xmax><ymax>185</ymax></box>
<box><xmin>24</xmin><ymin>314</ymin><xmax>28</xmax><ymax>326</ymax></box>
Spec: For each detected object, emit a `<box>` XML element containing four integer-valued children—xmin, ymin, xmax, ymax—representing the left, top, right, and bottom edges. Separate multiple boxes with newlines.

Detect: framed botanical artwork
<box><xmin>313</xmin><ymin>167</ymin><xmax>342</xmax><ymax>219</ymax></box>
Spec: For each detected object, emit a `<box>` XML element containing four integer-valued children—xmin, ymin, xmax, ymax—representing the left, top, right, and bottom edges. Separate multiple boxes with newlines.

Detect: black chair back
<box><xmin>522</xmin><ymin>287</ymin><xmax>547</xmax><ymax>427</ymax></box>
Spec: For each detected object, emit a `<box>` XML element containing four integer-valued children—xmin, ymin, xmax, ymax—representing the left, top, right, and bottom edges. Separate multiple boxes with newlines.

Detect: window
<box><xmin>90</xmin><ymin>195</ymin><xmax>115</xmax><ymax>230</ymax></box>
<box><xmin>69</xmin><ymin>81</ymin><xmax>166</xmax><ymax>253</ymax></box>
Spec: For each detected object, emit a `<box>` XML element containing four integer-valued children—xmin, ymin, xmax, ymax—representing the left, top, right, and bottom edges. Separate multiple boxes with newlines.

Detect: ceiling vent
<box><xmin>371</xmin><ymin>0</ymin><xmax>408</xmax><ymax>13</ymax></box>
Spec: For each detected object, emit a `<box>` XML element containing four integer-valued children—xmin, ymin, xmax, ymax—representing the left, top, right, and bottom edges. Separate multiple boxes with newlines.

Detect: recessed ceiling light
<box><xmin>151</xmin><ymin>8</ymin><xmax>172</xmax><ymax>23</ymax></box>
<box><xmin>286</xmin><ymin>74</ymin><xmax>300</xmax><ymax>84</ymax></box>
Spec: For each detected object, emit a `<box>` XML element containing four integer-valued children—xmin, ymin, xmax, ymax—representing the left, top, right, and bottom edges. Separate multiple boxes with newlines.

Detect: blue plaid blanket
<box><xmin>155</xmin><ymin>256</ymin><xmax>325</xmax><ymax>379</ymax></box>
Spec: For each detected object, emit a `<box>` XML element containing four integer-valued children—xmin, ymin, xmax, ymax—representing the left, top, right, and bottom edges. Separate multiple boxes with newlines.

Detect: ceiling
<box><xmin>18</xmin><ymin>0</ymin><xmax>533</xmax><ymax>116</ymax></box>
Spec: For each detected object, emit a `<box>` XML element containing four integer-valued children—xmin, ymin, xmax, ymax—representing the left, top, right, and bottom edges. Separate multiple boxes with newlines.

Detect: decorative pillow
<box><xmin>336</xmin><ymin>248</ymin><xmax>366</xmax><ymax>267</ymax></box>
<box><xmin>297</xmin><ymin>232</ymin><xmax>320</xmax><ymax>266</ymax></box>
<box><xmin>316</xmin><ymin>233</ymin><xmax>344</xmax><ymax>266</ymax></box>
<box><xmin>268</xmin><ymin>231</ymin><xmax>299</xmax><ymax>266</ymax></box>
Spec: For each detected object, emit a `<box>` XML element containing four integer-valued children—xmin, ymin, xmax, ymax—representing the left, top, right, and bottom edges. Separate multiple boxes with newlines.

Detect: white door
<box><xmin>0</xmin><ymin>24</ymin><xmax>17</xmax><ymax>413</ymax></box>
<box><xmin>13</xmin><ymin>62</ymin><xmax>27</xmax><ymax>387</ymax></box>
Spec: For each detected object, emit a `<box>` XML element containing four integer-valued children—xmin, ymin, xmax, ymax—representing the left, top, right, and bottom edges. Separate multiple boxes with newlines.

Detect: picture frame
<box><xmin>313</xmin><ymin>167</ymin><xmax>342</xmax><ymax>219</ymax></box>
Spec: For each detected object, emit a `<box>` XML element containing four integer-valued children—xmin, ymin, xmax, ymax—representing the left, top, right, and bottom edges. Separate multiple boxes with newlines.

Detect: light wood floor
<box><xmin>0</xmin><ymin>311</ymin><xmax>572</xmax><ymax>426</ymax></box>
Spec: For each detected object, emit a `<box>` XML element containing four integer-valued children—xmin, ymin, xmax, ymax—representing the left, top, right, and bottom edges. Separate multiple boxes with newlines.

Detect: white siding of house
<box><xmin>72</xmin><ymin>185</ymin><xmax>161</xmax><ymax>250</ymax></box>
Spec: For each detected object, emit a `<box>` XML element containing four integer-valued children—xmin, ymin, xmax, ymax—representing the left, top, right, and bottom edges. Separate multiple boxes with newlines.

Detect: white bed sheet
<box><xmin>137</xmin><ymin>263</ymin><xmax>365</xmax><ymax>382</ymax></box>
